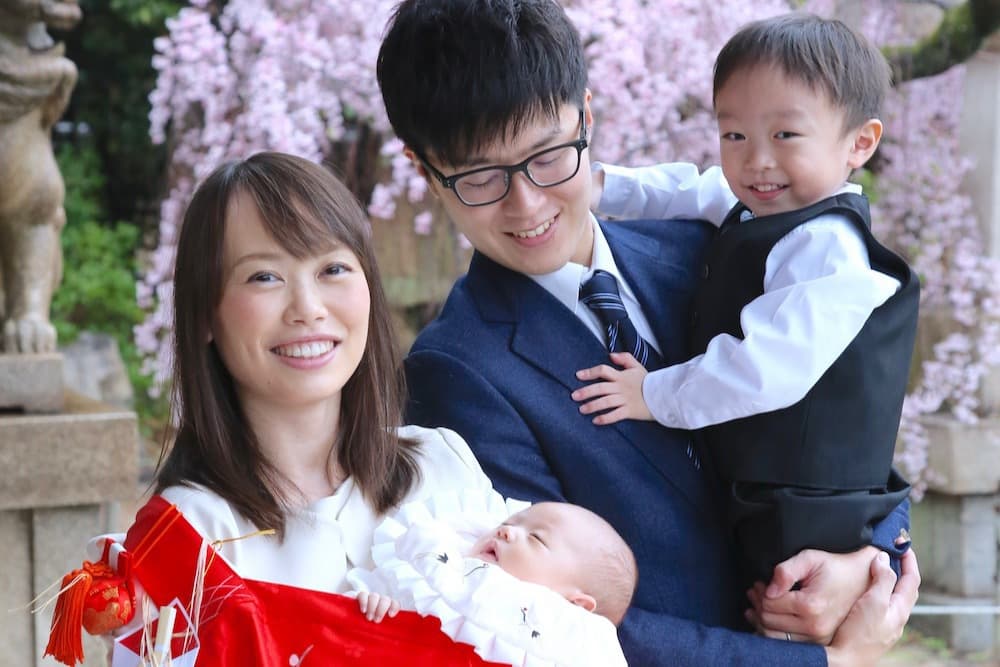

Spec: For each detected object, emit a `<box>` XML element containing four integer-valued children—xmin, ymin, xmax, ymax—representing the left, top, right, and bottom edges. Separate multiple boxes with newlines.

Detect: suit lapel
<box><xmin>604</xmin><ymin>220</ymin><xmax>710</xmax><ymax>365</ymax></box>
<box><xmin>467</xmin><ymin>250</ymin><xmax>711</xmax><ymax>512</ymax></box>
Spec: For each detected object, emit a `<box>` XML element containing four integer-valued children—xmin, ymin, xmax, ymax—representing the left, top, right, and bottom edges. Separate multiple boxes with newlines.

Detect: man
<box><xmin>377</xmin><ymin>1</ymin><xmax>918</xmax><ymax>664</ymax></box>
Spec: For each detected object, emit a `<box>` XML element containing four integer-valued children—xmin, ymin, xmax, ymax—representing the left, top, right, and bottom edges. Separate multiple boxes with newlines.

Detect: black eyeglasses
<box><xmin>418</xmin><ymin>110</ymin><xmax>588</xmax><ymax>207</ymax></box>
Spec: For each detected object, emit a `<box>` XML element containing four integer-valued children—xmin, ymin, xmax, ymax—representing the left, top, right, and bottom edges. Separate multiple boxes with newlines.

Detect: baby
<box><xmin>348</xmin><ymin>492</ymin><xmax>636</xmax><ymax>667</ymax></box>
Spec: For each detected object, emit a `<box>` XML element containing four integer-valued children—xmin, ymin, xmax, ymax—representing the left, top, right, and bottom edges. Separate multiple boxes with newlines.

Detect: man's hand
<box><xmin>573</xmin><ymin>352</ymin><xmax>652</xmax><ymax>424</ymax></box>
<box><xmin>357</xmin><ymin>592</ymin><xmax>401</xmax><ymax>623</ymax></box>
<box><xmin>824</xmin><ymin>550</ymin><xmax>920</xmax><ymax>667</ymax></box>
<box><xmin>746</xmin><ymin>546</ymin><xmax>882</xmax><ymax>644</ymax></box>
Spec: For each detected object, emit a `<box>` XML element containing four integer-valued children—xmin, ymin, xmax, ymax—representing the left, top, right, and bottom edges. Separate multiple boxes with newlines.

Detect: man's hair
<box><xmin>573</xmin><ymin>506</ymin><xmax>638</xmax><ymax>626</ymax></box>
<box><xmin>713</xmin><ymin>13</ymin><xmax>892</xmax><ymax>132</ymax></box>
<box><xmin>377</xmin><ymin>0</ymin><xmax>587</xmax><ymax>166</ymax></box>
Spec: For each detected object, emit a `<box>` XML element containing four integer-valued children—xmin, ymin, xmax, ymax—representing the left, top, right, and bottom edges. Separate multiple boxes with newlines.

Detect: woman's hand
<box><xmin>357</xmin><ymin>591</ymin><xmax>401</xmax><ymax>623</ymax></box>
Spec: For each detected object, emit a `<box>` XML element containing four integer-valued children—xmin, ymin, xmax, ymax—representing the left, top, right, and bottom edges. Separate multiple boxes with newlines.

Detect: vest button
<box><xmin>702</xmin><ymin>264</ymin><xmax>710</xmax><ymax>279</ymax></box>
<box><xmin>691</xmin><ymin>310</ymin><xmax>699</xmax><ymax>327</ymax></box>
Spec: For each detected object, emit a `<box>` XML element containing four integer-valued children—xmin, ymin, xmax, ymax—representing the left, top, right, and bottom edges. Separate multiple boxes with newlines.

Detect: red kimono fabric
<box><xmin>123</xmin><ymin>495</ymin><xmax>506</xmax><ymax>666</ymax></box>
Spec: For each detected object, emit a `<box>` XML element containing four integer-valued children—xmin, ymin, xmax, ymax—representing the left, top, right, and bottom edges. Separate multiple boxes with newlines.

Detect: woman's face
<box><xmin>211</xmin><ymin>191</ymin><xmax>371</xmax><ymax>413</ymax></box>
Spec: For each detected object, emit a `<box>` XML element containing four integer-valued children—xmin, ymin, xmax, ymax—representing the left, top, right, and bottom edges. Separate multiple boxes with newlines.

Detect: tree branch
<box><xmin>885</xmin><ymin>0</ymin><xmax>1000</xmax><ymax>82</ymax></box>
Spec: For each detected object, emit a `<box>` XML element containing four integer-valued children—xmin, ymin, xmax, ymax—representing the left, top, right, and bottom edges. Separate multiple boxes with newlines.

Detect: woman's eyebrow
<box><xmin>231</xmin><ymin>251</ymin><xmax>283</xmax><ymax>270</ymax></box>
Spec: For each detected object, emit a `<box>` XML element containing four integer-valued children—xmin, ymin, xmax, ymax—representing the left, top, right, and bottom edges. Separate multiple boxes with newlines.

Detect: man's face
<box><xmin>414</xmin><ymin>101</ymin><xmax>596</xmax><ymax>275</ymax></box>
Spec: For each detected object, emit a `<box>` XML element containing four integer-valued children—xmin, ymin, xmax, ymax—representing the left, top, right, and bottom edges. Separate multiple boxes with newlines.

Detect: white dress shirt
<box><xmin>595</xmin><ymin>162</ymin><xmax>901</xmax><ymax>429</ymax></box>
<box><xmin>529</xmin><ymin>214</ymin><xmax>662</xmax><ymax>355</ymax></box>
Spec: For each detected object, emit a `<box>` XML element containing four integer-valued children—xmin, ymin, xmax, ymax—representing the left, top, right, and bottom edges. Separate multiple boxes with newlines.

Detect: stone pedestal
<box><xmin>0</xmin><ymin>354</ymin><xmax>64</xmax><ymax>413</ymax></box>
<box><xmin>0</xmin><ymin>390</ymin><xmax>139</xmax><ymax>667</ymax></box>
<box><xmin>910</xmin><ymin>590</ymin><xmax>999</xmax><ymax>654</ymax></box>
<box><xmin>909</xmin><ymin>416</ymin><xmax>1000</xmax><ymax>654</ymax></box>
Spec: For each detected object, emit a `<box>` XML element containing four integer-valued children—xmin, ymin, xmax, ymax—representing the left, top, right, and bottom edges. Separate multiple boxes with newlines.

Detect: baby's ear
<box><xmin>566</xmin><ymin>591</ymin><xmax>597</xmax><ymax>613</ymax></box>
<box><xmin>847</xmin><ymin>118</ymin><xmax>883</xmax><ymax>169</ymax></box>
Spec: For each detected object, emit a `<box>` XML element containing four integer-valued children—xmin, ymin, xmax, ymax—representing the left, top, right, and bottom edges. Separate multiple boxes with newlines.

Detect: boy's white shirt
<box><xmin>588</xmin><ymin>161</ymin><xmax>900</xmax><ymax>429</ymax></box>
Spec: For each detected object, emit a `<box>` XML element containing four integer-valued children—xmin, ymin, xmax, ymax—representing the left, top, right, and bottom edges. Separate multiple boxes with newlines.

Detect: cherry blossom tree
<box><xmin>138</xmin><ymin>0</ymin><xmax>1000</xmax><ymax>494</ymax></box>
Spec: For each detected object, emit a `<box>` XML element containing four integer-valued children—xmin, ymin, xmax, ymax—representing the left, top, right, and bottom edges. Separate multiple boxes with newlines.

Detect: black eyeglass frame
<box><xmin>416</xmin><ymin>110</ymin><xmax>589</xmax><ymax>207</ymax></box>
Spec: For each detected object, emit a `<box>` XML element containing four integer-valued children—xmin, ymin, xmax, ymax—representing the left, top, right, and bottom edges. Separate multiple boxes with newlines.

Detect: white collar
<box><xmin>529</xmin><ymin>214</ymin><xmax>638</xmax><ymax>312</ymax></box>
<box><xmin>743</xmin><ymin>182</ymin><xmax>863</xmax><ymax>220</ymax></box>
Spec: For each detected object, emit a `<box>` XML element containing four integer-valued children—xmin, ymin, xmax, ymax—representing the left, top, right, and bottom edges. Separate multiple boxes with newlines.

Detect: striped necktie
<box><xmin>579</xmin><ymin>270</ymin><xmax>700</xmax><ymax>469</ymax></box>
<box><xmin>579</xmin><ymin>270</ymin><xmax>664</xmax><ymax>371</ymax></box>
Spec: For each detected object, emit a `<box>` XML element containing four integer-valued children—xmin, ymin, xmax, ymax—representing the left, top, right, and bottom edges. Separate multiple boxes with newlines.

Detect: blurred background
<box><xmin>2</xmin><ymin>0</ymin><xmax>999</xmax><ymax>664</ymax></box>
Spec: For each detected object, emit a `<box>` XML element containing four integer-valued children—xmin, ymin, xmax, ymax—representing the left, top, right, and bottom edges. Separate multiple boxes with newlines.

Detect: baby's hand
<box><xmin>357</xmin><ymin>591</ymin><xmax>401</xmax><ymax>623</ymax></box>
<box><xmin>572</xmin><ymin>352</ymin><xmax>652</xmax><ymax>424</ymax></box>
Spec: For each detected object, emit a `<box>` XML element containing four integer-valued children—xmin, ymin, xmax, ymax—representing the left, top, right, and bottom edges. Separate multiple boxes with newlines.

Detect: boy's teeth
<box><xmin>273</xmin><ymin>341</ymin><xmax>334</xmax><ymax>358</ymax></box>
<box><xmin>512</xmin><ymin>219</ymin><xmax>552</xmax><ymax>239</ymax></box>
<box><xmin>754</xmin><ymin>184</ymin><xmax>782</xmax><ymax>192</ymax></box>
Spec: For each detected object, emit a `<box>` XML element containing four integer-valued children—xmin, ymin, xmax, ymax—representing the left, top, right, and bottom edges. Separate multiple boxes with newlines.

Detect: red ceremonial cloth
<box><xmin>123</xmin><ymin>495</ymin><xmax>506</xmax><ymax>666</ymax></box>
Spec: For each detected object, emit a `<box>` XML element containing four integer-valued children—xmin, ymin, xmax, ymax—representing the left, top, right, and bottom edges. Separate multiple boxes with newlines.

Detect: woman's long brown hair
<box><xmin>155</xmin><ymin>152</ymin><xmax>419</xmax><ymax>537</ymax></box>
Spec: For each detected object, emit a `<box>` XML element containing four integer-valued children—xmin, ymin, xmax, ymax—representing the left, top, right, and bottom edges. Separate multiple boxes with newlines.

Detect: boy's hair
<box><xmin>713</xmin><ymin>13</ymin><xmax>892</xmax><ymax>132</ymax></box>
<box><xmin>377</xmin><ymin>0</ymin><xmax>587</xmax><ymax>166</ymax></box>
<box><xmin>574</xmin><ymin>506</ymin><xmax>638</xmax><ymax>626</ymax></box>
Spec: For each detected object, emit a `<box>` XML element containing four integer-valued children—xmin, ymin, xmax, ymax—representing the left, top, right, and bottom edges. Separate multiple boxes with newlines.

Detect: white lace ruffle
<box><xmin>366</xmin><ymin>489</ymin><xmax>627</xmax><ymax>667</ymax></box>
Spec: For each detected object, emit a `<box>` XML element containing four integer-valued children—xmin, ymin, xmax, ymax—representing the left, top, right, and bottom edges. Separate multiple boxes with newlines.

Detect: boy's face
<box><xmin>470</xmin><ymin>503</ymin><xmax>592</xmax><ymax>599</ymax></box>
<box><xmin>409</xmin><ymin>101</ymin><xmax>595</xmax><ymax>276</ymax></box>
<box><xmin>715</xmin><ymin>64</ymin><xmax>881</xmax><ymax>217</ymax></box>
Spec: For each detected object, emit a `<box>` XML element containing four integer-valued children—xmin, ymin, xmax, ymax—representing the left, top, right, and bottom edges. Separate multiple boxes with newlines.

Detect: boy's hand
<box><xmin>573</xmin><ymin>352</ymin><xmax>652</xmax><ymax>424</ymax></box>
<box><xmin>357</xmin><ymin>591</ymin><xmax>401</xmax><ymax>622</ymax></box>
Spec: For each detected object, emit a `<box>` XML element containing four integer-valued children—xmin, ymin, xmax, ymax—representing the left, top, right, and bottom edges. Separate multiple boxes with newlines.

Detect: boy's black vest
<box><xmin>690</xmin><ymin>193</ymin><xmax>917</xmax><ymax>578</ymax></box>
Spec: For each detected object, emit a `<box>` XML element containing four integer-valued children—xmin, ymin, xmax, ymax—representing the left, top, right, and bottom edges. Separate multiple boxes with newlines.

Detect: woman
<box><xmin>47</xmin><ymin>152</ymin><xmax>501</xmax><ymax>666</ymax></box>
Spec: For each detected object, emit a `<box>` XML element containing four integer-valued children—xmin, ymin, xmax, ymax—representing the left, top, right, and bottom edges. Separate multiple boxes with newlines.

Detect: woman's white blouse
<box><xmin>157</xmin><ymin>425</ymin><xmax>493</xmax><ymax>594</ymax></box>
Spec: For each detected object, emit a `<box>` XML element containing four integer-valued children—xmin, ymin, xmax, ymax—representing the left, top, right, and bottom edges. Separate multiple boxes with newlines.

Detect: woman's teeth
<box><xmin>273</xmin><ymin>341</ymin><xmax>334</xmax><ymax>358</ymax></box>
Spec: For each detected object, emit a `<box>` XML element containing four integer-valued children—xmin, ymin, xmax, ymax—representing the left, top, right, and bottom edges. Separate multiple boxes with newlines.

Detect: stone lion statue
<box><xmin>0</xmin><ymin>0</ymin><xmax>81</xmax><ymax>353</ymax></box>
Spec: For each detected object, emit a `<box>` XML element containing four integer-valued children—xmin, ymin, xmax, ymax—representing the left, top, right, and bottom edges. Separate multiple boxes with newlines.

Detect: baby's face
<box><xmin>469</xmin><ymin>502</ymin><xmax>589</xmax><ymax>596</ymax></box>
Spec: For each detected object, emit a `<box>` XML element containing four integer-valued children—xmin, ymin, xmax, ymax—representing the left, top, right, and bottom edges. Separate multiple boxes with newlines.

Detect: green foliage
<box><xmin>59</xmin><ymin>0</ymin><xmax>182</xmax><ymax>226</ymax></box>
<box><xmin>51</xmin><ymin>143</ymin><xmax>165</xmax><ymax>426</ymax></box>
<box><xmin>853</xmin><ymin>167</ymin><xmax>878</xmax><ymax>203</ymax></box>
<box><xmin>109</xmin><ymin>0</ymin><xmax>184</xmax><ymax>27</ymax></box>
<box><xmin>51</xmin><ymin>219</ymin><xmax>142</xmax><ymax>347</ymax></box>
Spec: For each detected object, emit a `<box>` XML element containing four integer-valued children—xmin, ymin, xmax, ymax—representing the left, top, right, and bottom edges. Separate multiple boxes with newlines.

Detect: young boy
<box><xmin>349</xmin><ymin>494</ymin><xmax>635</xmax><ymax>666</ymax></box>
<box><xmin>573</xmin><ymin>13</ymin><xmax>918</xmax><ymax>581</ymax></box>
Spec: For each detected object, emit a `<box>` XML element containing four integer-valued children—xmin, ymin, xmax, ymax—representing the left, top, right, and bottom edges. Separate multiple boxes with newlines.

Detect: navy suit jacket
<box><xmin>405</xmin><ymin>218</ymin><xmax>909</xmax><ymax>666</ymax></box>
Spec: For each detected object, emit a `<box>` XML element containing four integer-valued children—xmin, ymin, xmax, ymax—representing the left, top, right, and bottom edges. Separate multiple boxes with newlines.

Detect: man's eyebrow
<box><xmin>462</xmin><ymin>123</ymin><xmax>565</xmax><ymax>168</ymax></box>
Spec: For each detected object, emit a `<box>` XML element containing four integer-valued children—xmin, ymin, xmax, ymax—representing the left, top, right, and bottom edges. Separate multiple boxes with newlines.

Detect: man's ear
<box><xmin>402</xmin><ymin>145</ymin><xmax>428</xmax><ymax>178</ymax></box>
<box><xmin>847</xmin><ymin>118</ymin><xmax>883</xmax><ymax>169</ymax></box>
<box><xmin>583</xmin><ymin>88</ymin><xmax>594</xmax><ymax>142</ymax></box>
<box><xmin>403</xmin><ymin>144</ymin><xmax>440</xmax><ymax>199</ymax></box>
<box><xmin>566</xmin><ymin>591</ymin><xmax>597</xmax><ymax>613</ymax></box>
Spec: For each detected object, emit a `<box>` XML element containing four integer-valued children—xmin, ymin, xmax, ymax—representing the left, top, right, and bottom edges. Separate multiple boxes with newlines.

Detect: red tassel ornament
<box><xmin>44</xmin><ymin>545</ymin><xmax>135</xmax><ymax>666</ymax></box>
